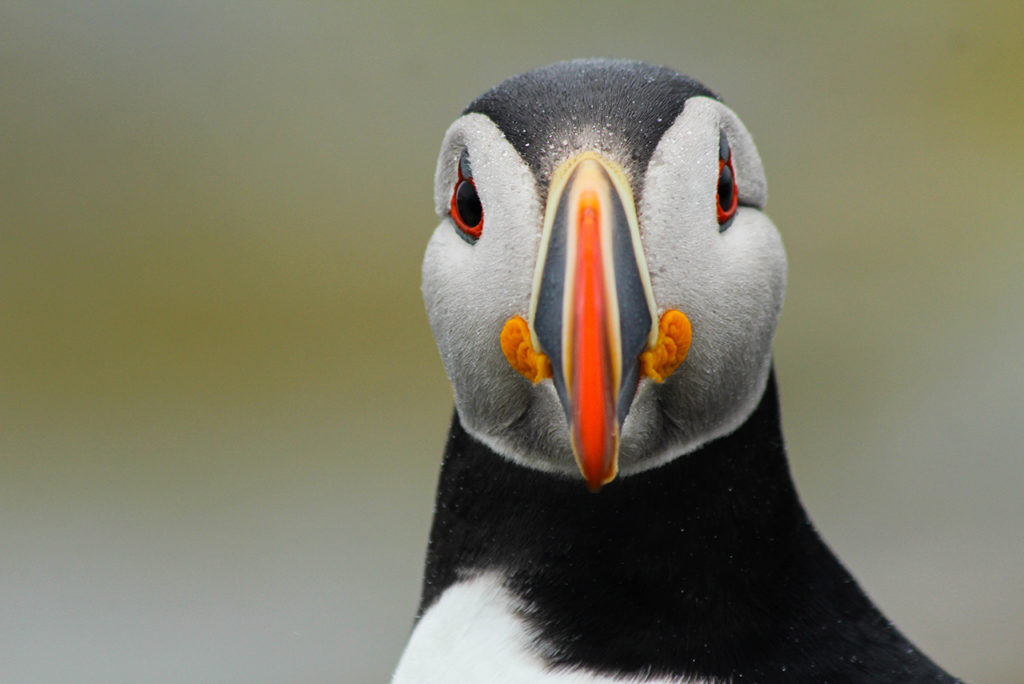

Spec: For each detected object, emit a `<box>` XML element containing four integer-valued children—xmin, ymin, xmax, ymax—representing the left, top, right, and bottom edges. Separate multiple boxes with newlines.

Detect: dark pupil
<box><xmin>718</xmin><ymin>164</ymin><xmax>734</xmax><ymax>209</ymax></box>
<box><xmin>456</xmin><ymin>180</ymin><xmax>482</xmax><ymax>227</ymax></box>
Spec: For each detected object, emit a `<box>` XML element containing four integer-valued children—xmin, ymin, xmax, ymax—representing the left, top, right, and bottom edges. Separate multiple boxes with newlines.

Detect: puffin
<box><xmin>393</xmin><ymin>59</ymin><xmax>959</xmax><ymax>683</ymax></box>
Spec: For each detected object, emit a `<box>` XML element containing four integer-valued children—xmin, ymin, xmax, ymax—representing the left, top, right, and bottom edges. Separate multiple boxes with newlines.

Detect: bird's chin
<box><xmin>458</xmin><ymin>380</ymin><xmax>579</xmax><ymax>478</ymax></box>
<box><xmin>459</xmin><ymin>375</ymin><xmax>747</xmax><ymax>484</ymax></box>
<box><xmin>613</xmin><ymin>380</ymin><xmax>716</xmax><ymax>476</ymax></box>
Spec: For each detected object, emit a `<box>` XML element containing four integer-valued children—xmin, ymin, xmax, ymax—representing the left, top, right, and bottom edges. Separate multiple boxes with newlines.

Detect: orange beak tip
<box><xmin>577</xmin><ymin>443</ymin><xmax>618</xmax><ymax>492</ymax></box>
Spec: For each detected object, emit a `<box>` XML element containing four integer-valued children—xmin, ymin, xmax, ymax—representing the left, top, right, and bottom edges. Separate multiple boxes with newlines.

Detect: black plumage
<box><xmin>418</xmin><ymin>373</ymin><xmax>957</xmax><ymax>683</ymax></box>
<box><xmin>465</xmin><ymin>59</ymin><xmax>717</xmax><ymax>191</ymax></box>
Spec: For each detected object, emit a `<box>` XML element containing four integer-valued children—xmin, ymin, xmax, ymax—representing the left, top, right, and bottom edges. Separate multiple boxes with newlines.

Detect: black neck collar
<box><xmin>415</xmin><ymin>372</ymin><xmax>955</xmax><ymax>682</ymax></box>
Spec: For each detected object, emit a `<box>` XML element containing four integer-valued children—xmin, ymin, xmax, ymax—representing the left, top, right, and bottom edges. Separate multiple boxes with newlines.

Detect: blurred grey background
<box><xmin>2</xmin><ymin>2</ymin><xmax>1022</xmax><ymax>682</ymax></box>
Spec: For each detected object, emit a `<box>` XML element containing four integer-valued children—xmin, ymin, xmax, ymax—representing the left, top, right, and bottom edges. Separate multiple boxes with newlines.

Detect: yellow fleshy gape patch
<box><xmin>639</xmin><ymin>309</ymin><xmax>692</xmax><ymax>383</ymax></box>
<box><xmin>500</xmin><ymin>316</ymin><xmax>552</xmax><ymax>383</ymax></box>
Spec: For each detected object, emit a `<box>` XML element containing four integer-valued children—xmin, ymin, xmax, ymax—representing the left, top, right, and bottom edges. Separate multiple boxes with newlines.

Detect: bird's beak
<box><xmin>528</xmin><ymin>153</ymin><xmax>659</xmax><ymax>491</ymax></box>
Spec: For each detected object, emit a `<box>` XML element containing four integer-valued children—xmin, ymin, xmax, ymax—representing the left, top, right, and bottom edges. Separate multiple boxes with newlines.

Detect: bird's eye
<box><xmin>716</xmin><ymin>130</ymin><xmax>738</xmax><ymax>230</ymax></box>
<box><xmin>450</xmin><ymin>150</ymin><xmax>483</xmax><ymax>243</ymax></box>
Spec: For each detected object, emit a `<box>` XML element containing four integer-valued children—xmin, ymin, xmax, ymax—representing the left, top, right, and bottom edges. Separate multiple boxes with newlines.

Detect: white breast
<box><xmin>392</xmin><ymin>574</ymin><xmax>712</xmax><ymax>684</ymax></box>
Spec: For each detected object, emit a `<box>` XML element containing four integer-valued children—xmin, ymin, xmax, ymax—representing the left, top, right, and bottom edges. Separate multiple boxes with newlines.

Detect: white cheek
<box><xmin>423</xmin><ymin>113</ymin><xmax>549</xmax><ymax>451</ymax></box>
<box><xmin>423</xmin><ymin>222</ymin><xmax>531</xmax><ymax>429</ymax></box>
<box><xmin>614</xmin><ymin>99</ymin><xmax>785</xmax><ymax>470</ymax></box>
<box><xmin>423</xmin><ymin>216</ymin><xmax>576</xmax><ymax>472</ymax></box>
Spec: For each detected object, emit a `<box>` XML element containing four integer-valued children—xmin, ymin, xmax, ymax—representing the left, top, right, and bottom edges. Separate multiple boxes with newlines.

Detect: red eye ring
<box><xmin>450</xmin><ymin>152</ymin><xmax>483</xmax><ymax>242</ymax></box>
<box><xmin>716</xmin><ymin>131</ymin><xmax>738</xmax><ymax>228</ymax></box>
<box><xmin>716</xmin><ymin>157</ymin><xmax>738</xmax><ymax>225</ymax></box>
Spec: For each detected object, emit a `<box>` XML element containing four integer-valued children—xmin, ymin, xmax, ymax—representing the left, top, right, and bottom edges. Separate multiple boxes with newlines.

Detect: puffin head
<box><xmin>423</xmin><ymin>59</ymin><xmax>786</xmax><ymax>490</ymax></box>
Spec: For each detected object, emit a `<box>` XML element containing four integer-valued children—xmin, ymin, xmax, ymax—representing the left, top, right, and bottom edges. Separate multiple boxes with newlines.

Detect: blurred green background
<box><xmin>2</xmin><ymin>2</ymin><xmax>1022</xmax><ymax>682</ymax></box>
